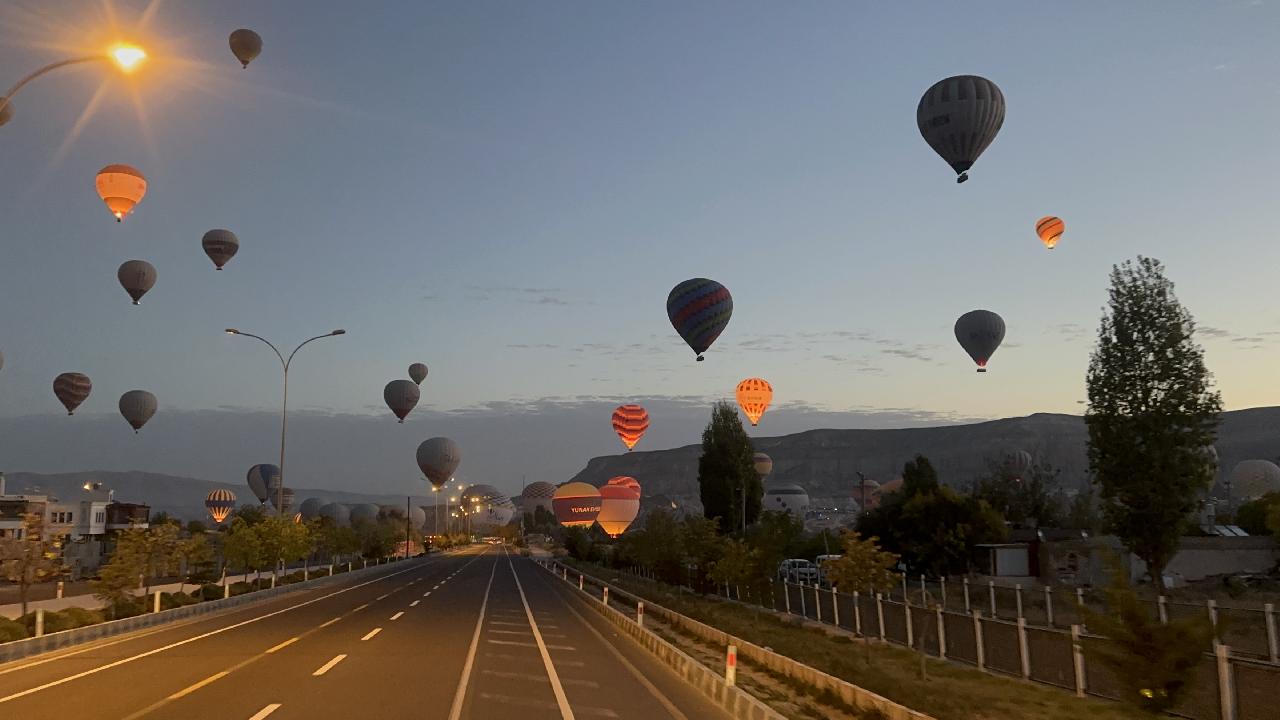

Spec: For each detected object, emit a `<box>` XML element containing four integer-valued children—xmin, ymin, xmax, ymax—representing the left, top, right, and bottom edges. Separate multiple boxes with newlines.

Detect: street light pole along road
<box><xmin>225</xmin><ymin>328</ymin><xmax>345</xmax><ymax>514</ymax></box>
<box><xmin>0</xmin><ymin>44</ymin><xmax>146</xmax><ymax>126</ymax></box>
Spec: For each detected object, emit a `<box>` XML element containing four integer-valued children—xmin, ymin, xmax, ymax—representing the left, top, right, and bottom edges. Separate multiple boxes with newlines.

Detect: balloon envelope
<box><xmin>246</xmin><ymin>464</ymin><xmax>280</xmax><ymax>505</ymax></box>
<box><xmin>553</xmin><ymin>482</ymin><xmax>602</xmax><ymax>527</ymax></box>
<box><xmin>202</xmin><ymin>229</ymin><xmax>239</xmax><ymax>270</ymax></box>
<box><xmin>1036</xmin><ymin>216</ymin><xmax>1065</xmax><ymax>250</ymax></box>
<box><xmin>299</xmin><ymin>497</ymin><xmax>325</xmax><ymax>520</ymax></box>
<box><xmin>667</xmin><ymin>278</ymin><xmax>732</xmax><ymax>361</ymax></box>
<box><xmin>318</xmin><ymin>503</ymin><xmax>351</xmax><ymax>527</ymax></box>
<box><xmin>229</xmin><ymin>29</ymin><xmax>263</xmax><ymax>67</ymax></box>
<box><xmin>753</xmin><ymin>452</ymin><xmax>773</xmax><ymax>479</ymax></box>
<box><xmin>95</xmin><ymin>164</ymin><xmax>147</xmax><ymax>221</ymax></box>
<box><xmin>205</xmin><ymin>489</ymin><xmax>237</xmax><ymax>524</ymax></box>
<box><xmin>1004</xmin><ymin>450</ymin><xmax>1033</xmax><ymax>479</ymax></box>
<box><xmin>350</xmin><ymin>503</ymin><xmax>380</xmax><ymax>525</ymax></box>
<box><xmin>607</xmin><ymin>476</ymin><xmax>642</xmax><ymax>493</ymax></box>
<box><xmin>917</xmin><ymin>75</ymin><xmax>1005</xmax><ymax>183</ymax></box>
<box><xmin>520</xmin><ymin>481</ymin><xmax>557</xmax><ymax>515</ymax></box>
<box><xmin>53</xmin><ymin>373</ymin><xmax>92</xmax><ymax>415</ymax></box>
<box><xmin>1230</xmin><ymin>460</ymin><xmax>1280</xmax><ymax>500</ymax></box>
<box><xmin>611</xmin><ymin>404</ymin><xmax>649</xmax><ymax>451</ymax></box>
<box><xmin>408</xmin><ymin>363</ymin><xmax>428</xmax><ymax>385</ymax></box>
<box><xmin>118</xmin><ymin>390</ymin><xmax>157</xmax><ymax>432</ymax></box>
<box><xmin>407</xmin><ymin>505</ymin><xmax>427</xmax><ymax>530</ymax></box>
<box><xmin>954</xmin><ymin>310</ymin><xmax>1006</xmax><ymax>372</ymax></box>
<box><xmin>736</xmin><ymin>378</ymin><xmax>773</xmax><ymax>426</ymax></box>
<box><xmin>383</xmin><ymin>379</ymin><xmax>421</xmax><ymax>423</ymax></box>
<box><xmin>417</xmin><ymin>437</ymin><xmax>461</xmax><ymax>488</ymax></box>
<box><xmin>117</xmin><ymin>260</ymin><xmax>157</xmax><ymax>305</ymax></box>
<box><xmin>597</xmin><ymin>482</ymin><xmax>640</xmax><ymax>537</ymax></box>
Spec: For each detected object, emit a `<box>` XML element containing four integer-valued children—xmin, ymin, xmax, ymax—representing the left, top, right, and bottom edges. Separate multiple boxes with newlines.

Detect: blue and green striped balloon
<box><xmin>667</xmin><ymin>278</ymin><xmax>733</xmax><ymax>361</ymax></box>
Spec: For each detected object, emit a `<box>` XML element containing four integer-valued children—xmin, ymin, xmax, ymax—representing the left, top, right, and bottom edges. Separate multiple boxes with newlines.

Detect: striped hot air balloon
<box><xmin>95</xmin><ymin>164</ymin><xmax>147</xmax><ymax>221</ymax></box>
<box><xmin>1036</xmin><ymin>216</ymin><xmax>1065</xmax><ymax>250</ymax></box>
<box><xmin>553</xmin><ymin>482</ymin><xmax>602</xmax><ymax>527</ymax></box>
<box><xmin>611</xmin><ymin>404</ymin><xmax>649</xmax><ymax>451</ymax></box>
<box><xmin>917</xmin><ymin>75</ymin><xmax>1005</xmax><ymax>183</ymax></box>
<box><xmin>667</xmin><ymin>278</ymin><xmax>732</xmax><ymax>361</ymax></box>
<box><xmin>735</xmin><ymin>378</ymin><xmax>773</xmax><ymax>426</ymax></box>
<box><xmin>53</xmin><ymin>373</ymin><xmax>92</xmax><ymax>415</ymax></box>
<box><xmin>607</xmin><ymin>476</ymin><xmax>641</xmax><ymax>493</ymax></box>
<box><xmin>205</xmin><ymin>489</ymin><xmax>237</xmax><ymax>524</ymax></box>
<box><xmin>597</xmin><ymin>481</ymin><xmax>641</xmax><ymax>538</ymax></box>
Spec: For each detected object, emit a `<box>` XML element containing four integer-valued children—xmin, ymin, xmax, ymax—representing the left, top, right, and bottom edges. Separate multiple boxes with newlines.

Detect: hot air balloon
<box><xmin>553</xmin><ymin>482</ymin><xmax>602</xmax><ymax>527</ymax></box>
<box><xmin>205</xmin><ymin>489</ymin><xmax>237</xmax><ymax>524</ymax></box>
<box><xmin>1004</xmin><ymin>450</ymin><xmax>1033</xmax><ymax>479</ymax></box>
<box><xmin>408</xmin><ymin>363</ymin><xmax>428</xmax><ymax>385</ymax></box>
<box><xmin>117</xmin><ymin>260</ymin><xmax>157</xmax><ymax>305</ymax></box>
<box><xmin>1036</xmin><ymin>216</ymin><xmax>1065</xmax><ymax>250</ymax></box>
<box><xmin>350</xmin><ymin>503</ymin><xmax>380</xmax><ymax>525</ymax></box>
<box><xmin>407</xmin><ymin>506</ymin><xmax>427</xmax><ymax>530</ymax></box>
<box><xmin>667</xmin><ymin>278</ymin><xmax>733</xmax><ymax>361</ymax></box>
<box><xmin>954</xmin><ymin>310</ymin><xmax>1006</xmax><ymax>372</ymax></box>
<box><xmin>520</xmin><ymin>482</ymin><xmax>557</xmax><ymax>515</ymax></box>
<box><xmin>417</xmin><ymin>437</ymin><xmax>461</xmax><ymax>488</ymax></box>
<box><xmin>917</xmin><ymin>75</ymin><xmax>1005</xmax><ymax>183</ymax></box>
<box><xmin>299</xmin><ymin>497</ymin><xmax>325</xmax><ymax>520</ymax></box>
<box><xmin>95</xmin><ymin>164</ymin><xmax>147</xmax><ymax>221</ymax></box>
<box><xmin>384</xmin><ymin>379</ymin><xmax>420</xmax><ymax>423</ymax></box>
<box><xmin>762</xmin><ymin>483</ymin><xmax>809</xmax><ymax>518</ymax></box>
<box><xmin>1230</xmin><ymin>460</ymin><xmax>1280</xmax><ymax>500</ymax></box>
<box><xmin>318</xmin><ymin>502</ymin><xmax>351</xmax><ymax>527</ymax></box>
<box><xmin>736</xmin><ymin>378</ymin><xmax>773</xmax><ymax>426</ymax></box>
<box><xmin>118</xmin><ymin>390</ymin><xmax>157</xmax><ymax>433</ymax></box>
<box><xmin>246</xmin><ymin>464</ymin><xmax>280</xmax><ymax>505</ymax></box>
<box><xmin>753</xmin><ymin>452</ymin><xmax>773</xmax><ymax>479</ymax></box>
<box><xmin>229</xmin><ymin>29</ymin><xmax>263</xmax><ymax>68</ymax></box>
<box><xmin>201</xmin><ymin>229</ymin><xmax>239</xmax><ymax>270</ymax></box>
<box><xmin>597</xmin><ymin>481</ymin><xmax>641</xmax><ymax>537</ymax></box>
<box><xmin>607</xmin><ymin>475</ymin><xmax>642</xmax><ymax>493</ymax></box>
<box><xmin>611</xmin><ymin>404</ymin><xmax>649</xmax><ymax>451</ymax></box>
<box><xmin>53</xmin><ymin>373</ymin><xmax>92</xmax><ymax>415</ymax></box>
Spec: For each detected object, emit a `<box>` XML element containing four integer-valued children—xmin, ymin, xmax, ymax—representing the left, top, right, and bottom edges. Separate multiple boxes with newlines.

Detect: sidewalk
<box><xmin>0</xmin><ymin>572</ymin><xmax>262</xmax><ymax>619</ymax></box>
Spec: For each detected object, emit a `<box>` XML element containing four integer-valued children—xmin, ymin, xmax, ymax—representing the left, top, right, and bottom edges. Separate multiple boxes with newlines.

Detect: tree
<box><xmin>255</xmin><ymin>516</ymin><xmax>311</xmax><ymax>574</ymax></box>
<box><xmin>1235</xmin><ymin>493</ymin><xmax>1280</xmax><ymax>536</ymax></box>
<box><xmin>563</xmin><ymin>526</ymin><xmax>593</xmax><ymax>561</ymax></box>
<box><xmin>709</xmin><ymin>539</ymin><xmax>758</xmax><ymax>595</ymax></box>
<box><xmin>185</xmin><ymin>520</ymin><xmax>209</xmax><ymax>535</ymax></box>
<box><xmin>1266</xmin><ymin>502</ymin><xmax>1280</xmax><ymax>538</ymax></box>
<box><xmin>901</xmin><ymin>455</ymin><xmax>941</xmax><ymax>497</ymax></box>
<box><xmin>970</xmin><ymin>459</ymin><xmax>1066</xmax><ymax>528</ymax></box>
<box><xmin>746</xmin><ymin>510</ymin><xmax>807</xmax><ymax>583</ymax></box>
<box><xmin>1086</xmin><ymin>257</ymin><xmax>1222</xmax><ymax>592</ymax></box>
<box><xmin>1066</xmin><ymin>487</ymin><xmax>1104</xmax><ymax>533</ymax></box>
<box><xmin>93</xmin><ymin>531</ymin><xmax>146</xmax><ymax>617</ymax></box>
<box><xmin>175</xmin><ymin>533</ymin><xmax>216</xmax><ymax>590</ymax></box>
<box><xmin>1083</xmin><ymin>559</ymin><xmax>1215</xmax><ymax>714</ymax></box>
<box><xmin>0</xmin><ymin>514</ymin><xmax>65</xmax><ymax>616</ymax></box>
<box><xmin>697</xmin><ymin>401</ymin><xmax>761</xmax><ymax>534</ymax></box>
<box><xmin>230</xmin><ymin>504</ymin><xmax>269</xmax><ymax>526</ymax></box>
<box><xmin>822</xmin><ymin>532</ymin><xmax>900</xmax><ymax>594</ymax></box>
<box><xmin>133</xmin><ymin>523</ymin><xmax>180</xmax><ymax>594</ymax></box>
<box><xmin>223</xmin><ymin>518</ymin><xmax>265</xmax><ymax>578</ymax></box>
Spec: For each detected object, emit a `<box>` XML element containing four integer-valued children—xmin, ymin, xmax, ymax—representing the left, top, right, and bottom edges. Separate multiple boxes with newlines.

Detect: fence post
<box><xmin>56</xmin><ymin>581</ymin><xmax>64</xmax><ymax>599</ymax></box>
<box><xmin>579</xmin><ymin>574</ymin><xmax>584</xmax><ymax>591</ymax></box>
<box><xmin>726</xmin><ymin>644</ymin><xmax>738</xmax><ymax>687</ymax></box>
<box><xmin>901</xmin><ymin>573</ymin><xmax>908</xmax><ymax>602</ymax></box>
<box><xmin>1071</xmin><ymin>624</ymin><xmax>1086</xmax><ymax>698</ymax></box>
<box><xmin>800</xmin><ymin>583</ymin><xmax>807</xmax><ymax>617</ymax></box>
<box><xmin>989</xmin><ymin>580</ymin><xmax>997</xmax><ymax>618</ymax></box>
<box><xmin>936</xmin><ymin>605</ymin><xmax>947</xmax><ymax>659</ymax></box>
<box><xmin>831</xmin><ymin>586</ymin><xmax>840</xmax><ymax>627</ymax></box>
<box><xmin>1076</xmin><ymin>588</ymin><xmax>1086</xmax><ymax>630</ymax></box>
<box><xmin>1015</xmin><ymin>584</ymin><xmax>1024</xmax><ymax>620</ymax></box>
<box><xmin>815</xmin><ymin>585</ymin><xmax>823</xmax><ymax>623</ymax></box>
<box><xmin>1208</xmin><ymin>600</ymin><xmax>1220</xmax><ymax>648</ymax></box>
<box><xmin>1017</xmin><ymin>617</ymin><xmax>1031</xmax><ymax>680</ymax></box>
<box><xmin>940</xmin><ymin>577</ymin><xmax>947</xmax><ymax>611</ymax></box>
<box><xmin>328</xmin><ymin>564</ymin><xmax>333</xmax><ymax>576</ymax></box>
<box><xmin>35</xmin><ymin>608</ymin><xmax>44</xmax><ymax>637</ymax></box>
<box><xmin>1044</xmin><ymin>586</ymin><xmax>1054</xmax><ymax>626</ymax></box>
<box><xmin>973</xmin><ymin>610</ymin><xmax>985</xmax><ymax>671</ymax></box>
<box><xmin>1158</xmin><ymin>595</ymin><xmax>1168</xmax><ymax>625</ymax></box>
<box><xmin>347</xmin><ymin>562</ymin><xmax>352</xmax><ymax>573</ymax></box>
<box><xmin>224</xmin><ymin>583</ymin><xmax>230</xmax><ymax>599</ymax></box>
<box><xmin>853</xmin><ymin>591</ymin><xmax>862</xmax><ymax>635</ymax></box>
<box><xmin>637</xmin><ymin>601</ymin><xmax>644</xmax><ymax>628</ymax></box>
<box><xmin>784</xmin><ymin>582</ymin><xmax>792</xmax><ymax>614</ymax></box>
<box><xmin>963</xmin><ymin>576</ymin><xmax>971</xmax><ymax>613</ymax></box>
<box><xmin>919</xmin><ymin>574</ymin><xmax>926</xmax><ymax>601</ymax></box>
<box><xmin>1216</xmin><ymin>643</ymin><xmax>1237</xmax><ymax>720</ymax></box>
<box><xmin>1265</xmin><ymin>603</ymin><xmax>1278</xmax><ymax>664</ymax></box>
<box><xmin>904</xmin><ymin>597</ymin><xmax>914</xmax><ymax>649</ymax></box>
<box><xmin>602</xmin><ymin>586</ymin><xmax>609</xmax><ymax>605</ymax></box>
<box><xmin>876</xmin><ymin>593</ymin><xmax>886</xmax><ymax>641</ymax></box>
<box><xmin>153</xmin><ymin>590</ymin><xmax>161</xmax><ymax>614</ymax></box>
<box><xmin>270</xmin><ymin>574</ymin><xmax>276</xmax><ymax>589</ymax></box>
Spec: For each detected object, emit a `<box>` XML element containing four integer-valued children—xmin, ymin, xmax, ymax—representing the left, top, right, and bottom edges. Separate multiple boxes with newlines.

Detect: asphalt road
<box><xmin>0</xmin><ymin>545</ymin><xmax>733</xmax><ymax>720</ymax></box>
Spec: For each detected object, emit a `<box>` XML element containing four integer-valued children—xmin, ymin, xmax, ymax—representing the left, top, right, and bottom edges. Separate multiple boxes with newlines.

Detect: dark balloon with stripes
<box><xmin>611</xmin><ymin>404</ymin><xmax>649</xmax><ymax>451</ymax></box>
<box><xmin>917</xmin><ymin>75</ymin><xmax>1005</xmax><ymax>183</ymax></box>
<box><xmin>667</xmin><ymin>278</ymin><xmax>733</xmax><ymax>361</ymax></box>
<box><xmin>53</xmin><ymin>372</ymin><xmax>92</xmax><ymax>415</ymax></box>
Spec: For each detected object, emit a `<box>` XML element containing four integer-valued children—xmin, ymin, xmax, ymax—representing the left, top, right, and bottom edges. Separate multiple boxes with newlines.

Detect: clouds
<box><xmin>1196</xmin><ymin>325</ymin><xmax>1276</xmax><ymax>350</ymax></box>
<box><xmin>423</xmin><ymin>285</ymin><xmax>581</xmax><ymax>306</ymax></box>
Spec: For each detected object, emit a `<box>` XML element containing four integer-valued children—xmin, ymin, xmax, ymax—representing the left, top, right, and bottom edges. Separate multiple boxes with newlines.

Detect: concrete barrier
<box><xmin>544</xmin><ymin>560</ymin><xmax>932</xmax><ymax>720</ymax></box>
<box><xmin>0</xmin><ymin>556</ymin><xmax>422</xmax><ymax>664</ymax></box>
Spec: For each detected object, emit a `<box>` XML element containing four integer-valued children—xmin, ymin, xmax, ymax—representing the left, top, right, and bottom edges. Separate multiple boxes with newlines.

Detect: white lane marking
<box><xmin>482</xmin><ymin>669</ymin><xmax>600</xmax><ymax>688</ymax></box>
<box><xmin>409</xmin><ymin>600</ymin><xmax>420</xmax><ymax>607</ymax></box>
<box><xmin>319</xmin><ymin>617</ymin><xmax>341</xmax><ymax>629</ymax></box>
<box><xmin>354</xmin><ymin>604</ymin><xmax>369</xmax><ymax>611</ymax></box>
<box><xmin>376</xmin><ymin>593</ymin><xmax>390</xmax><ymax>601</ymax></box>
<box><xmin>423</xmin><ymin>592</ymin><xmax>432</xmax><ymax>597</ymax></box>
<box><xmin>265</xmin><ymin>637</ymin><xmax>299</xmax><ymax>654</ymax></box>
<box><xmin>361</xmin><ymin>628</ymin><xmax>382</xmax><ymax>641</ymax></box>
<box><xmin>390</xmin><ymin>611</ymin><xmax>404</xmax><ymax>620</ymax></box>
<box><xmin>488</xmin><ymin>620</ymin><xmax>530</xmax><ymax>626</ymax></box>
<box><xmin>487</xmin><ymin>629</ymin><xmax>533</xmax><ymax>636</ymax></box>
<box><xmin>483</xmin><ymin>653</ymin><xmax>585</xmax><ymax>667</ymax></box>
<box><xmin>509</xmin><ymin>552</ymin><xmax>574</xmax><ymax>720</ymax></box>
<box><xmin>168</xmin><ymin>671</ymin><xmax>228</xmax><ymax>699</ymax></box>
<box><xmin>313</xmin><ymin>654</ymin><xmax>347</xmax><ymax>676</ymax></box>
<box><xmin>248</xmin><ymin>704</ymin><xmax>282</xmax><ymax>720</ymax></box>
<box><xmin>477</xmin><ymin>693</ymin><xmax>618</xmax><ymax>717</ymax></box>
<box><xmin>433</xmin><ymin>584</ymin><xmax>441</xmax><ymax>590</ymax></box>
<box><xmin>447</xmin><ymin>556</ymin><xmax>499</xmax><ymax>720</ymax></box>
<box><xmin>0</xmin><ymin>562</ymin><xmax>424</xmax><ymax>704</ymax></box>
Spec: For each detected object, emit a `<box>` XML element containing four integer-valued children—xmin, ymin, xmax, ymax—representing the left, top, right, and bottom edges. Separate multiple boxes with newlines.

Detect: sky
<box><xmin>1</xmin><ymin>1</ymin><xmax>1278</xmax><ymax>496</ymax></box>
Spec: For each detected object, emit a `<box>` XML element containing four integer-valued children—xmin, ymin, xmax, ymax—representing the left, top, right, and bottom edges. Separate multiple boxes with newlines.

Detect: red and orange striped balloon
<box><xmin>735</xmin><ymin>378</ymin><xmax>773</xmax><ymax>426</ymax></box>
<box><xmin>1036</xmin><ymin>216</ymin><xmax>1065</xmax><ymax>250</ymax></box>
<box><xmin>611</xmin><ymin>404</ymin><xmax>649</xmax><ymax>451</ymax></box>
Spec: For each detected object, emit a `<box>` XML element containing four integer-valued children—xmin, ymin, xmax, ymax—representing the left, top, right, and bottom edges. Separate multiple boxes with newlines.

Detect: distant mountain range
<box><xmin>567</xmin><ymin>408</ymin><xmax>1280</xmax><ymax>509</ymax></box>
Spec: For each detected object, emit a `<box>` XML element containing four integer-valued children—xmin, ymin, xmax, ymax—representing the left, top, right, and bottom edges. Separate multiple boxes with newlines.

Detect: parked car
<box><xmin>777</xmin><ymin>558</ymin><xmax>819</xmax><ymax>584</ymax></box>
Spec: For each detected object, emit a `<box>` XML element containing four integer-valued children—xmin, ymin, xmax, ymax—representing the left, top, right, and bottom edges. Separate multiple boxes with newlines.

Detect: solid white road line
<box><xmin>319</xmin><ymin>617</ymin><xmax>341</xmax><ymax>629</ymax></box>
<box><xmin>265</xmin><ymin>637</ymin><xmax>299</xmax><ymax>654</ymax></box>
<box><xmin>0</xmin><ymin>563</ymin><xmax>424</xmax><ymax>704</ymax></box>
<box><xmin>313</xmin><ymin>654</ymin><xmax>347</xmax><ymax>676</ymax></box>
<box><xmin>248</xmin><ymin>703</ymin><xmax>282</xmax><ymax>719</ymax></box>
<box><xmin>410</xmin><ymin>600</ymin><xmax>420</xmax><ymax>607</ymax></box>
<box><xmin>167</xmin><ymin>671</ymin><xmax>228</xmax><ymax>700</ymax></box>
<box><xmin>447</xmin><ymin>555</ymin><xmax>499</xmax><ymax>720</ymax></box>
<box><xmin>508</xmin><ymin>554</ymin><xmax>576</xmax><ymax>720</ymax></box>
<box><xmin>361</xmin><ymin>628</ymin><xmax>382</xmax><ymax>641</ymax></box>
<box><xmin>390</xmin><ymin>611</ymin><xmax>404</xmax><ymax>620</ymax></box>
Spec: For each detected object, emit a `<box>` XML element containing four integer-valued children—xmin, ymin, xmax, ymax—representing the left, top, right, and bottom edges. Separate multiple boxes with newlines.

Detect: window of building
<box><xmin>66</xmin><ymin>512</ymin><xmax>73</xmax><ymax>523</ymax></box>
<box><xmin>95</xmin><ymin>511</ymin><xmax>105</xmax><ymax>523</ymax></box>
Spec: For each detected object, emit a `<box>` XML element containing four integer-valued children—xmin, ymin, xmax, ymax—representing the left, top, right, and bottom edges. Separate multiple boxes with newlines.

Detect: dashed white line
<box><xmin>433</xmin><ymin>584</ymin><xmax>441</xmax><ymax>590</ymax></box>
<box><xmin>313</xmin><ymin>654</ymin><xmax>347</xmax><ymax>676</ymax></box>
<box><xmin>265</xmin><ymin>637</ymin><xmax>299</xmax><ymax>653</ymax></box>
<box><xmin>410</xmin><ymin>600</ymin><xmax>420</xmax><ymax>607</ymax></box>
<box><xmin>248</xmin><ymin>704</ymin><xmax>282</xmax><ymax>720</ymax></box>
<box><xmin>168</xmin><ymin>671</ymin><xmax>228</xmax><ymax>699</ymax></box>
<box><xmin>447</xmin><ymin>557</ymin><xmax>499</xmax><ymax>720</ymax></box>
<box><xmin>376</xmin><ymin>593</ymin><xmax>390</xmax><ymax>601</ymax></box>
<box><xmin>362</xmin><ymin>628</ymin><xmax>382</xmax><ymax>641</ymax></box>
<box><xmin>319</xmin><ymin>617</ymin><xmax>341</xmax><ymax>629</ymax></box>
<box><xmin>423</xmin><ymin>591</ymin><xmax>432</xmax><ymax>597</ymax></box>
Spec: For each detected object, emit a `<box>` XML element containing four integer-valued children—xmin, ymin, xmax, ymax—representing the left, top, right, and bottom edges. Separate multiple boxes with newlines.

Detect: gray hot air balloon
<box><xmin>1230</xmin><ymin>460</ymin><xmax>1280</xmax><ymax>500</ymax></box>
<box><xmin>201</xmin><ymin>229</ymin><xmax>239</xmax><ymax>270</ymax></box>
<box><xmin>350</xmin><ymin>503</ymin><xmax>380</xmax><ymax>525</ymax></box>
<box><xmin>246</xmin><ymin>463</ymin><xmax>280</xmax><ymax>505</ymax></box>
<box><xmin>229</xmin><ymin>29</ymin><xmax>263</xmax><ymax>68</ymax></box>
<box><xmin>383</xmin><ymin>379</ymin><xmax>420</xmax><ymax>423</ymax></box>
<box><xmin>53</xmin><ymin>372</ymin><xmax>92</xmax><ymax>414</ymax></box>
<box><xmin>1004</xmin><ymin>450</ymin><xmax>1033</xmax><ymax>479</ymax></box>
<box><xmin>416</xmin><ymin>437</ymin><xmax>461</xmax><ymax>489</ymax></box>
<box><xmin>917</xmin><ymin>75</ymin><xmax>1005</xmax><ymax>183</ymax></box>
<box><xmin>318</xmin><ymin>502</ymin><xmax>350</xmax><ymax>527</ymax></box>
<box><xmin>118</xmin><ymin>390</ymin><xmax>157</xmax><ymax>433</ymax></box>
<box><xmin>117</xmin><ymin>260</ymin><xmax>157</xmax><ymax>305</ymax></box>
<box><xmin>409</xmin><ymin>363</ymin><xmax>428</xmax><ymax>385</ymax></box>
<box><xmin>954</xmin><ymin>310</ymin><xmax>1006</xmax><ymax>372</ymax></box>
<box><xmin>299</xmin><ymin>497</ymin><xmax>325</xmax><ymax>520</ymax></box>
<box><xmin>407</xmin><ymin>505</ymin><xmax>427</xmax><ymax>530</ymax></box>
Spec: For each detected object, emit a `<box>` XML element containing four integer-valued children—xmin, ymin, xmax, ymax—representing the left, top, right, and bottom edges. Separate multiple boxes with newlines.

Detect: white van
<box><xmin>777</xmin><ymin>559</ymin><xmax>819</xmax><ymax>584</ymax></box>
<box><xmin>815</xmin><ymin>554</ymin><xmax>842</xmax><ymax>586</ymax></box>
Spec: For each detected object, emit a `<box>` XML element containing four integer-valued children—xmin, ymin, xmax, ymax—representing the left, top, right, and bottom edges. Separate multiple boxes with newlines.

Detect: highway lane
<box><xmin>0</xmin><ymin>546</ymin><xmax>733</xmax><ymax>720</ymax></box>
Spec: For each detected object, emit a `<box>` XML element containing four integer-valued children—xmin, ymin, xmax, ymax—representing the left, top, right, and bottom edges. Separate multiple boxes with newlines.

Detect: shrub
<box><xmin>107</xmin><ymin>599</ymin><xmax>143</xmax><ymax>620</ymax></box>
<box><xmin>0</xmin><ymin>617</ymin><xmax>29</xmax><ymax>642</ymax></box>
<box><xmin>159</xmin><ymin>592</ymin><xmax>199</xmax><ymax>610</ymax></box>
<box><xmin>58</xmin><ymin>607</ymin><xmax>105</xmax><ymax>630</ymax></box>
<box><xmin>199</xmin><ymin>583</ymin><xmax>224</xmax><ymax>601</ymax></box>
<box><xmin>229</xmin><ymin>581</ymin><xmax>253</xmax><ymax>596</ymax></box>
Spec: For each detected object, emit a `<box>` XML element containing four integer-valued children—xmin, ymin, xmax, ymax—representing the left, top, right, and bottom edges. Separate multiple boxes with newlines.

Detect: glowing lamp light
<box><xmin>109</xmin><ymin>44</ymin><xmax>147</xmax><ymax>72</ymax></box>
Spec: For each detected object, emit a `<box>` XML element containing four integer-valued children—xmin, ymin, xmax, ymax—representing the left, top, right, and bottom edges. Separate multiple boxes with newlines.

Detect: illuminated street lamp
<box><xmin>1</xmin><ymin>43</ymin><xmax>147</xmax><ymax>127</ymax></box>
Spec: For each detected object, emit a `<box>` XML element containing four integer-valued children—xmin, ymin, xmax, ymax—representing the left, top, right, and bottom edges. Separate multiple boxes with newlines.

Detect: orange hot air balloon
<box><xmin>597</xmin><ymin>481</ymin><xmax>640</xmax><ymax>538</ymax></box>
<box><xmin>95</xmin><ymin>164</ymin><xmax>147</xmax><ymax>222</ymax></box>
<box><xmin>607</xmin><ymin>475</ymin><xmax>641</xmax><ymax>494</ymax></box>
<box><xmin>735</xmin><ymin>377</ymin><xmax>773</xmax><ymax>426</ymax></box>
<box><xmin>552</xmin><ymin>482</ymin><xmax>602</xmax><ymax>527</ymax></box>
<box><xmin>1036</xmin><ymin>216</ymin><xmax>1065</xmax><ymax>250</ymax></box>
<box><xmin>611</xmin><ymin>404</ymin><xmax>649</xmax><ymax>451</ymax></box>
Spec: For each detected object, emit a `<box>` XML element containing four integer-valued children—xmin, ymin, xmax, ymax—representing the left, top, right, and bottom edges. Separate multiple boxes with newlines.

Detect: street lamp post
<box><xmin>225</xmin><ymin>328</ymin><xmax>345</xmax><ymax>514</ymax></box>
<box><xmin>1</xmin><ymin>45</ymin><xmax>147</xmax><ymax>127</ymax></box>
